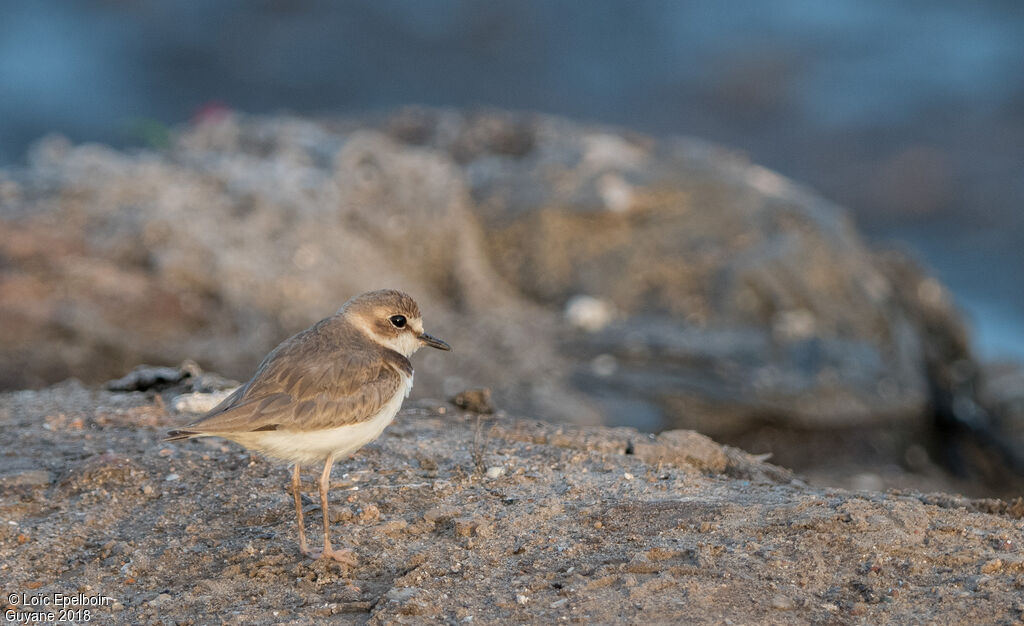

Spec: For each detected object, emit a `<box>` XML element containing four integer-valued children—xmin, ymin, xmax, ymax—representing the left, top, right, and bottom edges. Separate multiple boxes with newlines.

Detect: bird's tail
<box><xmin>164</xmin><ymin>429</ymin><xmax>202</xmax><ymax>442</ymax></box>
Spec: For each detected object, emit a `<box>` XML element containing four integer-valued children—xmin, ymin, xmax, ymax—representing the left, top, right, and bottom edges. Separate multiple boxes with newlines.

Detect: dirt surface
<box><xmin>3</xmin><ymin>381</ymin><xmax>1023</xmax><ymax>624</ymax></box>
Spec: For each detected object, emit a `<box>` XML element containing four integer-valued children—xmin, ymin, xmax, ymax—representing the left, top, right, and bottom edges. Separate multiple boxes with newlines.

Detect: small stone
<box><xmin>141</xmin><ymin>484</ymin><xmax>154</xmax><ymax>495</ymax></box>
<box><xmin>150</xmin><ymin>593</ymin><xmax>172</xmax><ymax>606</ymax></box>
<box><xmin>454</xmin><ymin>518</ymin><xmax>478</xmax><ymax>537</ymax></box>
<box><xmin>623</xmin><ymin>472</ymin><xmax>634</xmax><ymax>480</ymax></box>
<box><xmin>359</xmin><ymin>504</ymin><xmax>380</xmax><ymax>523</ymax></box>
<box><xmin>418</xmin><ymin>457</ymin><xmax>438</xmax><ymax>472</ymax></box>
<box><xmin>172</xmin><ymin>388</ymin><xmax>238</xmax><ymax>414</ymax></box>
<box><xmin>597</xmin><ymin>172</ymin><xmax>634</xmax><ymax>212</ymax></box>
<box><xmin>330</xmin><ymin>506</ymin><xmax>355</xmax><ymax>523</ymax></box>
<box><xmin>645</xmin><ymin>547</ymin><xmax>679</xmax><ymax>561</ymax></box>
<box><xmin>564</xmin><ymin>295</ymin><xmax>614</xmax><ymax>331</ymax></box>
<box><xmin>105</xmin><ymin>365</ymin><xmax>185</xmax><ymax>392</ymax></box>
<box><xmin>424</xmin><ymin>506</ymin><xmax>458</xmax><ymax>523</ymax></box>
<box><xmin>516</xmin><ymin>594</ymin><xmax>529</xmax><ymax>605</ymax></box>
<box><xmin>770</xmin><ymin>595</ymin><xmax>795</xmax><ymax>610</ymax></box>
<box><xmin>980</xmin><ymin>559</ymin><xmax>1003</xmax><ymax>574</ymax></box>
<box><xmin>386</xmin><ymin>587</ymin><xmax>419</xmax><ymax>603</ymax></box>
<box><xmin>485</xmin><ymin>466</ymin><xmax>505</xmax><ymax>479</ymax></box>
<box><xmin>381</xmin><ymin>520</ymin><xmax>409</xmax><ymax>535</ymax></box>
<box><xmin>550</xmin><ymin>598</ymin><xmax>568</xmax><ymax>609</ymax></box>
<box><xmin>452</xmin><ymin>388</ymin><xmax>494</xmax><ymax>414</ymax></box>
<box><xmin>594</xmin><ymin>521</ymin><xmax>603</xmax><ymax>529</ymax></box>
<box><xmin>631</xmin><ymin>430</ymin><xmax>730</xmax><ymax>473</ymax></box>
<box><xmin>165</xmin><ymin>473</ymin><xmax>180</xmax><ymax>482</ymax></box>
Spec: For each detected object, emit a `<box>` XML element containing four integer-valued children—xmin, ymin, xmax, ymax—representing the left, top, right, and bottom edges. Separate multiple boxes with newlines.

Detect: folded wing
<box><xmin>177</xmin><ymin>326</ymin><xmax>411</xmax><ymax>435</ymax></box>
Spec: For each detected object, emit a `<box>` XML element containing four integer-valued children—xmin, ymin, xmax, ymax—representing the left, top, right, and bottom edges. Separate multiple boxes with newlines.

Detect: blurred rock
<box><xmin>979</xmin><ymin>361</ymin><xmax>1024</xmax><ymax>440</ymax></box>
<box><xmin>564</xmin><ymin>295</ymin><xmax>615</xmax><ymax>331</ymax></box>
<box><xmin>0</xmin><ymin>108</ymin><xmax>1010</xmax><ymax>477</ymax></box>
<box><xmin>171</xmin><ymin>388</ymin><xmax>239</xmax><ymax>415</ymax></box>
<box><xmin>452</xmin><ymin>388</ymin><xmax>494</xmax><ymax>414</ymax></box>
<box><xmin>105</xmin><ymin>365</ymin><xmax>190</xmax><ymax>392</ymax></box>
<box><xmin>877</xmin><ymin>251</ymin><xmax>1024</xmax><ymax>480</ymax></box>
<box><xmin>631</xmin><ymin>430</ymin><xmax>731</xmax><ymax>474</ymax></box>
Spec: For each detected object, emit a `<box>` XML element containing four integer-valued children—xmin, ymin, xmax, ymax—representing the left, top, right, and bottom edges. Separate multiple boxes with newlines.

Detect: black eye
<box><xmin>389</xmin><ymin>315</ymin><xmax>407</xmax><ymax>328</ymax></box>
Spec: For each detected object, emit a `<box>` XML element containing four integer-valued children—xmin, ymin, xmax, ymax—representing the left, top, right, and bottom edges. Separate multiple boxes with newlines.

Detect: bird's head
<box><xmin>343</xmin><ymin>289</ymin><xmax>451</xmax><ymax>357</ymax></box>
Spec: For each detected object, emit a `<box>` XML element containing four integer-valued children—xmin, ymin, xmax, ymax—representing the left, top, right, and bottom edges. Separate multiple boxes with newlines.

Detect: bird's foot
<box><xmin>302</xmin><ymin>546</ymin><xmax>358</xmax><ymax>566</ymax></box>
<box><xmin>322</xmin><ymin>547</ymin><xmax>358</xmax><ymax>566</ymax></box>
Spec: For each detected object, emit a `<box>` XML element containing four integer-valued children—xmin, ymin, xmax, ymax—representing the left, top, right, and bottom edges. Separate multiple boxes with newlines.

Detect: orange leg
<box><xmin>313</xmin><ymin>454</ymin><xmax>357</xmax><ymax>565</ymax></box>
<box><xmin>292</xmin><ymin>463</ymin><xmax>313</xmax><ymax>557</ymax></box>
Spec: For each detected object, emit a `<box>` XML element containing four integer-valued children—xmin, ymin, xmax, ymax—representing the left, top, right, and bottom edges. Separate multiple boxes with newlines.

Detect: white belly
<box><xmin>235</xmin><ymin>374</ymin><xmax>413</xmax><ymax>464</ymax></box>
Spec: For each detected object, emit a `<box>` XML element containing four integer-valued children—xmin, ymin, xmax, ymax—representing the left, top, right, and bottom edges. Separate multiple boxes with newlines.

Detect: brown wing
<box><xmin>185</xmin><ymin>322</ymin><xmax>411</xmax><ymax>434</ymax></box>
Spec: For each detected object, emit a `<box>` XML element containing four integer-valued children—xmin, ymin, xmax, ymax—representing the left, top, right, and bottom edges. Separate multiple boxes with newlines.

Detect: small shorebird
<box><xmin>166</xmin><ymin>289</ymin><xmax>451</xmax><ymax>563</ymax></box>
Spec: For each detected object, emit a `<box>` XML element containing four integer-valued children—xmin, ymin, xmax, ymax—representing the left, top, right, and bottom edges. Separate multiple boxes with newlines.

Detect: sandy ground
<box><xmin>2</xmin><ymin>381</ymin><xmax>1023</xmax><ymax>624</ymax></box>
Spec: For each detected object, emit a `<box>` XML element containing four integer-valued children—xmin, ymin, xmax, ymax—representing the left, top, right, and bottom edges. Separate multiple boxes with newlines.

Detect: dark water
<box><xmin>2</xmin><ymin>0</ymin><xmax>1023</xmax><ymax>360</ymax></box>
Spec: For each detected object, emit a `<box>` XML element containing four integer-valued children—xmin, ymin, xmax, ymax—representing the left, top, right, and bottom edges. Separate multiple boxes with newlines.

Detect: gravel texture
<box><xmin>3</xmin><ymin>381</ymin><xmax>1023</xmax><ymax>624</ymax></box>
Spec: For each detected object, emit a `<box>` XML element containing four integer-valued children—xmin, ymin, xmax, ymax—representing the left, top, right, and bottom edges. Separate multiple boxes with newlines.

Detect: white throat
<box><xmin>386</xmin><ymin>332</ymin><xmax>422</xmax><ymax>358</ymax></box>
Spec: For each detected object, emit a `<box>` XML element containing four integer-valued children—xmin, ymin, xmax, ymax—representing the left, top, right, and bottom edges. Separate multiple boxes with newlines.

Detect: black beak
<box><xmin>419</xmin><ymin>333</ymin><xmax>452</xmax><ymax>351</ymax></box>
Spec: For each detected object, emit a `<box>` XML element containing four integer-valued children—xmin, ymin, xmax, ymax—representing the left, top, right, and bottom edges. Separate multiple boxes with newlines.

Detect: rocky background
<box><xmin>0</xmin><ymin>109</ymin><xmax>1019</xmax><ymax>499</ymax></box>
<box><xmin>0</xmin><ymin>107</ymin><xmax>1019</xmax><ymax>499</ymax></box>
<box><xmin>3</xmin><ymin>109</ymin><xmax>1024</xmax><ymax>623</ymax></box>
<box><xmin>1</xmin><ymin>109</ymin><xmax>1023</xmax><ymax>500</ymax></box>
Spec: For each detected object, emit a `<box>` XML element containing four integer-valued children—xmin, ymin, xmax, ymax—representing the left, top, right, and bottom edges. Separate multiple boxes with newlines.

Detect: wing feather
<box><xmin>184</xmin><ymin>321</ymin><xmax>411</xmax><ymax>434</ymax></box>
